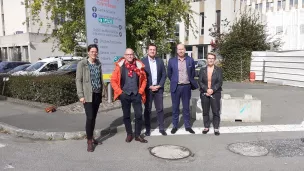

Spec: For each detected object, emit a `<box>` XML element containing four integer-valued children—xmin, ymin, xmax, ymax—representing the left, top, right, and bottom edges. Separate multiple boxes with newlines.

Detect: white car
<box><xmin>12</xmin><ymin>56</ymin><xmax>83</xmax><ymax>76</ymax></box>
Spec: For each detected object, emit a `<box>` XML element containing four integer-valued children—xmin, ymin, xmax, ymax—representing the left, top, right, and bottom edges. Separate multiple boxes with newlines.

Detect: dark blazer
<box><xmin>167</xmin><ymin>56</ymin><xmax>198</xmax><ymax>93</ymax></box>
<box><xmin>198</xmin><ymin>65</ymin><xmax>223</xmax><ymax>94</ymax></box>
<box><xmin>141</xmin><ymin>56</ymin><xmax>167</xmax><ymax>90</ymax></box>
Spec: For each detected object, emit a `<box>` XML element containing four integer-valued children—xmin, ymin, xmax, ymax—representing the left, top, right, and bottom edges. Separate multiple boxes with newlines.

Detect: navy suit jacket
<box><xmin>167</xmin><ymin>56</ymin><xmax>198</xmax><ymax>93</ymax></box>
<box><xmin>141</xmin><ymin>56</ymin><xmax>167</xmax><ymax>91</ymax></box>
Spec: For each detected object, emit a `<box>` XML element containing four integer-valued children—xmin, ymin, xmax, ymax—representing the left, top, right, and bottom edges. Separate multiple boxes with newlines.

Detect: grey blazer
<box><xmin>76</xmin><ymin>58</ymin><xmax>103</xmax><ymax>102</ymax></box>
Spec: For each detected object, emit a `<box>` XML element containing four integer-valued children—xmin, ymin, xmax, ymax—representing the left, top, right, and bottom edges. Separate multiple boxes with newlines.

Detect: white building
<box><xmin>0</xmin><ymin>0</ymin><xmax>65</xmax><ymax>62</ymax></box>
<box><xmin>178</xmin><ymin>0</ymin><xmax>304</xmax><ymax>60</ymax></box>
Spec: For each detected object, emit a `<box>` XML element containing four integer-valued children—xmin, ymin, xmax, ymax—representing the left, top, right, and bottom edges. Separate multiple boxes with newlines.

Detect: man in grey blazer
<box><xmin>141</xmin><ymin>44</ymin><xmax>167</xmax><ymax>136</ymax></box>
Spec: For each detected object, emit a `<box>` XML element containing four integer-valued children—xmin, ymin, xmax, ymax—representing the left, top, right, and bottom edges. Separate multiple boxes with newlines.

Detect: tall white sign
<box><xmin>85</xmin><ymin>0</ymin><xmax>126</xmax><ymax>81</ymax></box>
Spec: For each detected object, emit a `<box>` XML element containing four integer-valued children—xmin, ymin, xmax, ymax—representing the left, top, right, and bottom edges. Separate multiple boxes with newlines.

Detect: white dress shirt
<box><xmin>148</xmin><ymin>56</ymin><xmax>158</xmax><ymax>85</ymax></box>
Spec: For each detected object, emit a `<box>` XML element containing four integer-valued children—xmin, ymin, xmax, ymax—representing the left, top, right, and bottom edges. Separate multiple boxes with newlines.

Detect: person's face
<box><xmin>207</xmin><ymin>54</ymin><xmax>216</xmax><ymax>66</ymax></box>
<box><xmin>88</xmin><ymin>47</ymin><xmax>98</xmax><ymax>60</ymax></box>
<box><xmin>177</xmin><ymin>44</ymin><xmax>185</xmax><ymax>57</ymax></box>
<box><xmin>148</xmin><ymin>46</ymin><xmax>156</xmax><ymax>58</ymax></box>
<box><xmin>124</xmin><ymin>49</ymin><xmax>134</xmax><ymax>62</ymax></box>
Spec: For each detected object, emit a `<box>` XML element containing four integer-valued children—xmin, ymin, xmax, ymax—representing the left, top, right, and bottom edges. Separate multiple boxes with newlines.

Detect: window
<box><xmin>266</xmin><ymin>2</ymin><xmax>270</xmax><ymax>11</ymax></box>
<box><xmin>278</xmin><ymin>0</ymin><xmax>282</xmax><ymax>9</ymax></box>
<box><xmin>276</xmin><ymin>26</ymin><xmax>283</xmax><ymax>35</ymax></box>
<box><xmin>174</xmin><ymin>24</ymin><xmax>179</xmax><ymax>37</ymax></box>
<box><xmin>216</xmin><ymin>10</ymin><xmax>221</xmax><ymax>33</ymax></box>
<box><xmin>282</xmin><ymin>0</ymin><xmax>286</xmax><ymax>9</ymax></box>
<box><xmin>200</xmin><ymin>12</ymin><xmax>204</xmax><ymax>35</ymax></box>
<box><xmin>300</xmin><ymin>24</ymin><xmax>304</xmax><ymax>34</ymax></box>
<box><xmin>41</xmin><ymin>62</ymin><xmax>58</xmax><ymax>72</ymax></box>
<box><xmin>290</xmin><ymin>0</ymin><xmax>294</xmax><ymax>7</ymax></box>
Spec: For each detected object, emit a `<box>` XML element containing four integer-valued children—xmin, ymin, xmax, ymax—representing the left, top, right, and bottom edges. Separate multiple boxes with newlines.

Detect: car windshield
<box><xmin>8</xmin><ymin>64</ymin><xmax>30</xmax><ymax>73</ymax></box>
<box><xmin>0</xmin><ymin>62</ymin><xmax>8</xmax><ymax>69</ymax></box>
<box><xmin>198</xmin><ymin>60</ymin><xmax>206</xmax><ymax>66</ymax></box>
<box><xmin>26</xmin><ymin>62</ymin><xmax>46</xmax><ymax>71</ymax></box>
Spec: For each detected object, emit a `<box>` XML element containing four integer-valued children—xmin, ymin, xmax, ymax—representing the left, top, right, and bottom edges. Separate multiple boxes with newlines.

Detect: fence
<box><xmin>250</xmin><ymin>50</ymin><xmax>304</xmax><ymax>87</ymax></box>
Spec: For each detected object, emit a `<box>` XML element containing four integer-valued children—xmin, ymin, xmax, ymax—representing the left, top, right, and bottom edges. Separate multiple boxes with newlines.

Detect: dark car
<box><xmin>195</xmin><ymin>59</ymin><xmax>207</xmax><ymax>78</ymax></box>
<box><xmin>0</xmin><ymin>61</ymin><xmax>31</xmax><ymax>73</ymax></box>
<box><xmin>47</xmin><ymin>61</ymin><xmax>79</xmax><ymax>76</ymax></box>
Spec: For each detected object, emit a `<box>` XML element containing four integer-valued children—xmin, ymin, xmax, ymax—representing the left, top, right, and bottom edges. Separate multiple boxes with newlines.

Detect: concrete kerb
<box><xmin>0</xmin><ymin>122</ymin><xmax>126</xmax><ymax>141</ymax></box>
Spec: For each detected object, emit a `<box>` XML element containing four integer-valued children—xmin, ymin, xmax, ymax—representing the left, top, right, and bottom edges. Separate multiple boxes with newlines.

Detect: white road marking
<box><xmin>0</xmin><ymin>143</ymin><xmax>6</xmax><ymax>148</ymax></box>
<box><xmin>149</xmin><ymin>124</ymin><xmax>304</xmax><ymax>136</ymax></box>
<box><xmin>4</xmin><ymin>164</ymin><xmax>14</xmax><ymax>169</ymax></box>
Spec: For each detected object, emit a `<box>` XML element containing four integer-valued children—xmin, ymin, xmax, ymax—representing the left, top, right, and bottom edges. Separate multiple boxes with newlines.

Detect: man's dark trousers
<box><xmin>120</xmin><ymin>93</ymin><xmax>143</xmax><ymax>137</ymax></box>
<box><xmin>171</xmin><ymin>84</ymin><xmax>191</xmax><ymax>128</ymax></box>
<box><xmin>144</xmin><ymin>89</ymin><xmax>164</xmax><ymax>131</ymax></box>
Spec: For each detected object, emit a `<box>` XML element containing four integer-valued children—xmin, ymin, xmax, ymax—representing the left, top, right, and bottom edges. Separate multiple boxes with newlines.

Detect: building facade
<box><xmin>178</xmin><ymin>0</ymin><xmax>304</xmax><ymax>60</ymax></box>
<box><xmin>0</xmin><ymin>0</ymin><xmax>65</xmax><ymax>62</ymax></box>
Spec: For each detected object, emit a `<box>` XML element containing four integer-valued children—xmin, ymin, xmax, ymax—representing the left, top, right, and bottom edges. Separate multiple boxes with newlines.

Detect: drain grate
<box><xmin>149</xmin><ymin>145</ymin><xmax>192</xmax><ymax>160</ymax></box>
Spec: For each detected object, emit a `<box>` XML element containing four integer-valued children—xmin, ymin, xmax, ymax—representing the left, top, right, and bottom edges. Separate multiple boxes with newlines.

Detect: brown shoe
<box><xmin>125</xmin><ymin>134</ymin><xmax>133</xmax><ymax>143</ymax></box>
<box><xmin>93</xmin><ymin>138</ymin><xmax>102</xmax><ymax>145</ymax></box>
<box><xmin>135</xmin><ymin>136</ymin><xmax>148</xmax><ymax>143</ymax></box>
<box><xmin>87</xmin><ymin>139</ymin><xmax>94</xmax><ymax>152</ymax></box>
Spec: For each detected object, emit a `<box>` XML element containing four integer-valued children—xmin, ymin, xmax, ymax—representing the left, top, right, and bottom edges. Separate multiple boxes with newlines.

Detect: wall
<box><xmin>29</xmin><ymin>42</ymin><xmax>65</xmax><ymax>62</ymax></box>
<box><xmin>2</xmin><ymin>0</ymin><xmax>27</xmax><ymax>36</ymax></box>
<box><xmin>250</xmin><ymin>51</ymin><xmax>304</xmax><ymax>87</ymax></box>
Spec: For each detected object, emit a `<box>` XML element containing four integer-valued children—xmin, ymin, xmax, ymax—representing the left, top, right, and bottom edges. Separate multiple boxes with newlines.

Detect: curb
<box><xmin>0</xmin><ymin>122</ymin><xmax>126</xmax><ymax>141</ymax></box>
<box><xmin>0</xmin><ymin>95</ymin><xmax>7</xmax><ymax>101</ymax></box>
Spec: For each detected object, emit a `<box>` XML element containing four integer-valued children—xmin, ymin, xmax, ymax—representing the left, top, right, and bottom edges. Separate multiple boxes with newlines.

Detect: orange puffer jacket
<box><xmin>110</xmin><ymin>57</ymin><xmax>147</xmax><ymax>103</ymax></box>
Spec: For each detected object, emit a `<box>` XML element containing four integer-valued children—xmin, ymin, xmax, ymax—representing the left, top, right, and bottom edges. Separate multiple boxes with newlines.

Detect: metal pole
<box><xmin>108</xmin><ymin>83</ymin><xmax>112</xmax><ymax>103</ymax></box>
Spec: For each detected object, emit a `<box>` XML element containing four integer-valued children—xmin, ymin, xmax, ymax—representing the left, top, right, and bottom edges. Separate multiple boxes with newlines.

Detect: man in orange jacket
<box><xmin>111</xmin><ymin>48</ymin><xmax>148</xmax><ymax>143</ymax></box>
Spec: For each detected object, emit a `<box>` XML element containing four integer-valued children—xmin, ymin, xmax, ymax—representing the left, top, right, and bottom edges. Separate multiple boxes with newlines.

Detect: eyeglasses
<box><xmin>125</xmin><ymin>54</ymin><xmax>134</xmax><ymax>56</ymax></box>
<box><xmin>89</xmin><ymin>52</ymin><xmax>98</xmax><ymax>54</ymax></box>
<box><xmin>207</xmin><ymin>58</ymin><xmax>215</xmax><ymax>60</ymax></box>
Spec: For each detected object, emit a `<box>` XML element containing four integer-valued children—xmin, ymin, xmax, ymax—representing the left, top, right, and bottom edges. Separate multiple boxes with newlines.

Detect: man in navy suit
<box><xmin>167</xmin><ymin>44</ymin><xmax>198</xmax><ymax>134</ymax></box>
<box><xmin>142</xmin><ymin>44</ymin><xmax>167</xmax><ymax>136</ymax></box>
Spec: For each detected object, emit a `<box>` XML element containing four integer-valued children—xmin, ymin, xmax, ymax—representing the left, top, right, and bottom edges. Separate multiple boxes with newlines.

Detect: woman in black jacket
<box><xmin>198</xmin><ymin>53</ymin><xmax>223</xmax><ymax>135</ymax></box>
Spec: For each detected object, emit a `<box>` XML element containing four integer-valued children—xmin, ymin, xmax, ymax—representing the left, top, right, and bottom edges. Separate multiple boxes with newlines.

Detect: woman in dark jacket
<box><xmin>198</xmin><ymin>53</ymin><xmax>223</xmax><ymax>135</ymax></box>
<box><xmin>76</xmin><ymin>44</ymin><xmax>103</xmax><ymax>152</ymax></box>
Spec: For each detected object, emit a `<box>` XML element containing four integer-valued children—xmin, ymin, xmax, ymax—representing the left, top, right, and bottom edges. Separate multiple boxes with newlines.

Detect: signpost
<box><xmin>85</xmin><ymin>0</ymin><xmax>126</xmax><ymax>102</ymax></box>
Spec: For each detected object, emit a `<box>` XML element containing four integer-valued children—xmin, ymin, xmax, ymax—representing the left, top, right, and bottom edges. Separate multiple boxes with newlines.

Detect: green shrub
<box><xmin>2</xmin><ymin>75</ymin><xmax>78</xmax><ymax>106</ymax></box>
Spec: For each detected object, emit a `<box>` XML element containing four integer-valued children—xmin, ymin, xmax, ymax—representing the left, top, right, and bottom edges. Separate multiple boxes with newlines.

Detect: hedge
<box><xmin>0</xmin><ymin>75</ymin><xmax>78</xmax><ymax>106</ymax></box>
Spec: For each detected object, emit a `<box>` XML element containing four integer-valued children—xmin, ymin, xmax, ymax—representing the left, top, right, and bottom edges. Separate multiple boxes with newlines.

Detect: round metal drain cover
<box><xmin>228</xmin><ymin>142</ymin><xmax>269</xmax><ymax>157</ymax></box>
<box><xmin>149</xmin><ymin>145</ymin><xmax>192</xmax><ymax>160</ymax></box>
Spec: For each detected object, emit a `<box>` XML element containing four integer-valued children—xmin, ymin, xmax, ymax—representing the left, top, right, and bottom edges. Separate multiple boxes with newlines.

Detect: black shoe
<box><xmin>159</xmin><ymin>130</ymin><xmax>167</xmax><ymax>136</ymax></box>
<box><xmin>145</xmin><ymin>130</ymin><xmax>151</xmax><ymax>136</ymax></box>
<box><xmin>202</xmin><ymin>128</ymin><xmax>209</xmax><ymax>134</ymax></box>
<box><xmin>214</xmin><ymin>130</ymin><xmax>220</xmax><ymax>136</ymax></box>
<box><xmin>171</xmin><ymin>128</ymin><xmax>178</xmax><ymax>134</ymax></box>
<box><xmin>186</xmin><ymin>128</ymin><xmax>195</xmax><ymax>134</ymax></box>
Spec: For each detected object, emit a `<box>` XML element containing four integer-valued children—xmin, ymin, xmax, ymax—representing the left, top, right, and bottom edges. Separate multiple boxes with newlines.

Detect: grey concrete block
<box><xmin>244</xmin><ymin>94</ymin><xmax>253</xmax><ymax>100</ymax></box>
<box><xmin>221</xmin><ymin>96</ymin><xmax>261</xmax><ymax>122</ymax></box>
<box><xmin>223</xmin><ymin>94</ymin><xmax>231</xmax><ymax>99</ymax></box>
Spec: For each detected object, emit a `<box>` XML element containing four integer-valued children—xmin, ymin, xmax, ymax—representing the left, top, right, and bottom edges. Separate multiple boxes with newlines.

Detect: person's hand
<box><xmin>207</xmin><ymin>89</ymin><xmax>213</xmax><ymax>95</ymax></box>
<box><xmin>205</xmin><ymin>93</ymin><xmax>211</xmax><ymax>96</ymax></box>
<box><xmin>150</xmin><ymin>86</ymin><xmax>158</xmax><ymax>91</ymax></box>
<box><xmin>79</xmin><ymin>98</ymin><xmax>85</xmax><ymax>104</ymax></box>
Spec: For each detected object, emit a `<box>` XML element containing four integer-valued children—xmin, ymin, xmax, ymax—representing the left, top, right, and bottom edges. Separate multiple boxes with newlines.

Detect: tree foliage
<box><xmin>209</xmin><ymin>11</ymin><xmax>282</xmax><ymax>81</ymax></box>
<box><xmin>24</xmin><ymin>0</ymin><xmax>196</xmax><ymax>56</ymax></box>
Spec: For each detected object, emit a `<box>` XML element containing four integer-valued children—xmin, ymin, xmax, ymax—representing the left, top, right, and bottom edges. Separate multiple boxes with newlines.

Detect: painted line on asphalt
<box><xmin>0</xmin><ymin>143</ymin><xmax>6</xmax><ymax>148</ymax></box>
<box><xmin>149</xmin><ymin>124</ymin><xmax>304</xmax><ymax>136</ymax></box>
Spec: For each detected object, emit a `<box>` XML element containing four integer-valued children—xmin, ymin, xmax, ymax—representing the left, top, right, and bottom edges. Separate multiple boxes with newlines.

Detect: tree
<box><xmin>24</xmin><ymin>0</ymin><xmax>196</xmax><ymax>56</ymax></box>
<box><xmin>209</xmin><ymin>11</ymin><xmax>282</xmax><ymax>81</ymax></box>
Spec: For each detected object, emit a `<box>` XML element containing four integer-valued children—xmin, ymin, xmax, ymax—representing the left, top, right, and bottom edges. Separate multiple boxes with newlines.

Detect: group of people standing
<box><xmin>76</xmin><ymin>43</ymin><xmax>223</xmax><ymax>152</ymax></box>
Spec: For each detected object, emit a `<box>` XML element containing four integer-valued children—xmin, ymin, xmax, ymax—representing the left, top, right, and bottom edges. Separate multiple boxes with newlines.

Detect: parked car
<box><xmin>12</xmin><ymin>56</ymin><xmax>83</xmax><ymax>76</ymax></box>
<box><xmin>46</xmin><ymin>60</ymin><xmax>80</xmax><ymax>76</ymax></box>
<box><xmin>195</xmin><ymin>59</ymin><xmax>207</xmax><ymax>77</ymax></box>
<box><xmin>0</xmin><ymin>61</ymin><xmax>31</xmax><ymax>73</ymax></box>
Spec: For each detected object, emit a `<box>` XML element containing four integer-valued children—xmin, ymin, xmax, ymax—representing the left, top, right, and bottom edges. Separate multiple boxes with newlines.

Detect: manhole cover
<box><xmin>149</xmin><ymin>145</ymin><xmax>192</xmax><ymax>160</ymax></box>
<box><xmin>228</xmin><ymin>142</ymin><xmax>269</xmax><ymax>157</ymax></box>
